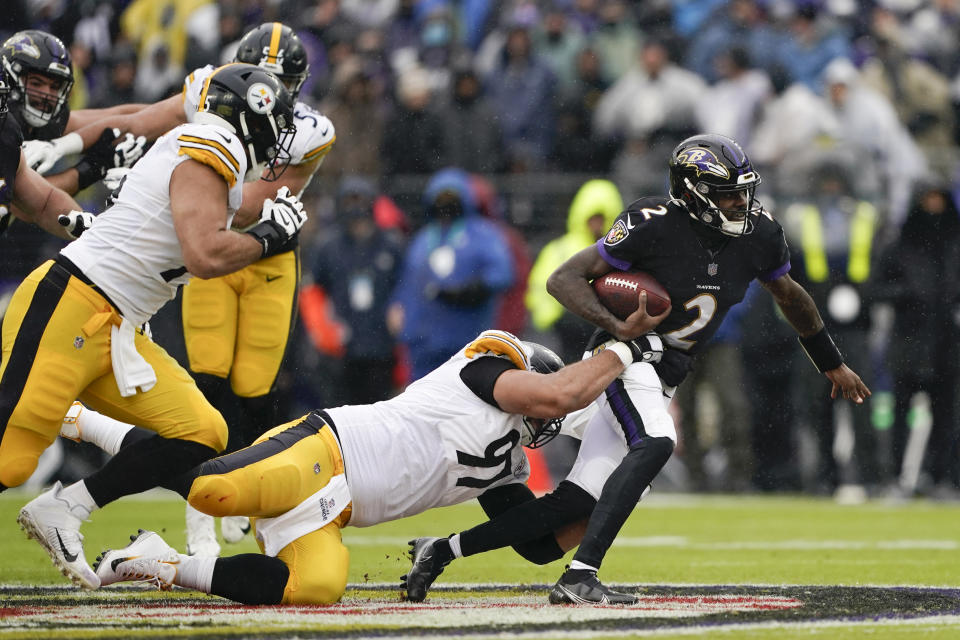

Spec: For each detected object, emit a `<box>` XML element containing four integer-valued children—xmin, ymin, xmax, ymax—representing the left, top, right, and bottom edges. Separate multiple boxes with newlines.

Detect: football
<box><xmin>591</xmin><ymin>271</ymin><xmax>671</xmax><ymax>320</ymax></box>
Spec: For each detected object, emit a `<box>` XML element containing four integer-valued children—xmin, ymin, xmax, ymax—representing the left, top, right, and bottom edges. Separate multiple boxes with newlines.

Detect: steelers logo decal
<box><xmin>246</xmin><ymin>82</ymin><xmax>276</xmax><ymax>114</ymax></box>
<box><xmin>604</xmin><ymin>219</ymin><xmax>629</xmax><ymax>245</ymax></box>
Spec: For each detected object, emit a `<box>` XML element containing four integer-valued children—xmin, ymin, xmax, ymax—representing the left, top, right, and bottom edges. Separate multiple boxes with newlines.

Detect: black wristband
<box><xmin>74</xmin><ymin>157</ymin><xmax>108</xmax><ymax>191</ymax></box>
<box><xmin>798</xmin><ymin>327</ymin><xmax>843</xmax><ymax>372</ymax></box>
<box><xmin>245</xmin><ymin>221</ymin><xmax>282</xmax><ymax>258</ymax></box>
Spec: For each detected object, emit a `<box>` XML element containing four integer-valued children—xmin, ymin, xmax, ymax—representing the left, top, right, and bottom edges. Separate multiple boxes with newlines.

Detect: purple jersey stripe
<box><xmin>758</xmin><ymin>260</ymin><xmax>791</xmax><ymax>282</ymax></box>
<box><xmin>596</xmin><ymin>239</ymin><xmax>632</xmax><ymax>271</ymax></box>
<box><xmin>605</xmin><ymin>380</ymin><xmax>644</xmax><ymax>447</ymax></box>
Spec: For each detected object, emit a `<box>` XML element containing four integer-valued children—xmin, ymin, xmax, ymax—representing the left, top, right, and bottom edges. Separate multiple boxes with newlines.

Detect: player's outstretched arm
<box><xmin>547</xmin><ymin>245</ymin><xmax>669</xmax><ymax>340</ymax></box>
<box><xmin>232</xmin><ymin>157</ymin><xmax>322</xmax><ymax>227</ymax></box>
<box><xmin>11</xmin><ymin>149</ymin><xmax>82</xmax><ymax>240</ymax></box>
<box><xmin>493</xmin><ymin>347</ymin><xmax>627</xmax><ymax>419</ymax></box>
<box><xmin>762</xmin><ymin>272</ymin><xmax>871</xmax><ymax>403</ymax></box>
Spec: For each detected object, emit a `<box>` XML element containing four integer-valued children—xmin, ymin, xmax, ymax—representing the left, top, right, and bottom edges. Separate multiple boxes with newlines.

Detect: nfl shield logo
<box><xmin>73</xmin><ymin>336</ymin><xmax>84</xmax><ymax>349</ymax></box>
<box><xmin>707</xmin><ymin>263</ymin><xmax>718</xmax><ymax>276</ymax></box>
<box><xmin>314</xmin><ymin>462</ymin><xmax>322</xmax><ymax>474</ymax></box>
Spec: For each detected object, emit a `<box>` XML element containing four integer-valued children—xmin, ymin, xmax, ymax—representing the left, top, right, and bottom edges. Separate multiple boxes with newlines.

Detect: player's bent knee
<box><xmin>182</xmin><ymin>411</ymin><xmax>229</xmax><ymax>453</ymax></box>
<box><xmin>0</xmin><ymin>454</ymin><xmax>38</xmax><ymax>488</ymax></box>
<box><xmin>283</xmin><ymin>549</ymin><xmax>349</xmax><ymax>605</ymax></box>
<box><xmin>188</xmin><ymin>475</ymin><xmax>240</xmax><ymax>517</ymax></box>
<box><xmin>643</xmin><ymin>411</ymin><xmax>678</xmax><ymax>445</ymax></box>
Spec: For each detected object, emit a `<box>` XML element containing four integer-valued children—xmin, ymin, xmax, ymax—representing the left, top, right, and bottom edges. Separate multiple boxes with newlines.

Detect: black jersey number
<box><xmin>455</xmin><ymin>431</ymin><xmax>520</xmax><ymax>489</ymax></box>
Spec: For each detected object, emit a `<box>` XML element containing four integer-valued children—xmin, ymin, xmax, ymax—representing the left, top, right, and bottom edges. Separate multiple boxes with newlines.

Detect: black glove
<box><xmin>654</xmin><ymin>348</ymin><xmax>693</xmax><ymax>387</ymax></box>
<box><xmin>625</xmin><ymin>333</ymin><xmax>663</xmax><ymax>363</ymax></box>
<box><xmin>58</xmin><ymin>210</ymin><xmax>95</xmax><ymax>239</ymax></box>
<box><xmin>73</xmin><ymin>128</ymin><xmax>120</xmax><ymax>190</ymax></box>
<box><xmin>584</xmin><ymin>328</ymin><xmax>663</xmax><ymax>364</ymax></box>
<box><xmin>245</xmin><ymin>186</ymin><xmax>307</xmax><ymax>257</ymax></box>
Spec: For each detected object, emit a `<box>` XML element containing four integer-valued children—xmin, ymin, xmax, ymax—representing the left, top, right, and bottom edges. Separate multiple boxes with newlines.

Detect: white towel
<box><xmin>110</xmin><ymin>319</ymin><xmax>157</xmax><ymax>397</ymax></box>
<box><xmin>254</xmin><ymin>474</ymin><xmax>352</xmax><ymax>557</ymax></box>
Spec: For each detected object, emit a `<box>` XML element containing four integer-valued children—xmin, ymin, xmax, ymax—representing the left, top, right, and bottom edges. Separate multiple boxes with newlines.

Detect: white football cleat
<box><xmin>221</xmin><ymin>516</ymin><xmax>251</xmax><ymax>544</ymax></box>
<box><xmin>59</xmin><ymin>401</ymin><xmax>85</xmax><ymax>442</ymax></box>
<box><xmin>17</xmin><ymin>482</ymin><xmax>100</xmax><ymax>589</ymax></box>
<box><xmin>185</xmin><ymin>504</ymin><xmax>220</xmax><ymax>557</ymax></box>
<box><xmin>94</xmin><ymin>529</ymin><xmax>180</xmax><ymax>589</ymax></box>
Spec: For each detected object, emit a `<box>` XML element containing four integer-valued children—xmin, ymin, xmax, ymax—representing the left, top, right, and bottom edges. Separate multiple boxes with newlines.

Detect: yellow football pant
<box><xmin>0</xmin><ymin>260</ymin><xmax>227</xmax><ymax>488</ymax></box>
<box><xmin>187</xmin><ymin>412</ymin><xmax>351</xmax><ymax>604</ymax></box>
<box><xmin>181</xmin><ymin>250</ymin><xmax>298</xmax><ymax>398</ymax></box>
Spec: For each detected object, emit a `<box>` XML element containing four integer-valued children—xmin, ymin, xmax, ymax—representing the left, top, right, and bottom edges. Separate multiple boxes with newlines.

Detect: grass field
<box><xmin>2</xmin><ymin>488</ymin><xmax>959</xmax><ymax>638</ymax></box>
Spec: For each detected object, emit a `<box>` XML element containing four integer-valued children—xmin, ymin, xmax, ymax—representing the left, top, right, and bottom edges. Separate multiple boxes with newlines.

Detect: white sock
<box><xmin>78</xmin><ymin>407</ymin><xmax>136</xmax><ymax>456</ymax></box>
<box><xmin>175</xmin><ymin>554</ymin><xmax>216</xmax><ymax>593</ymax></box>
<box><xmin>57</xmin><ymin>480</ymin><xmax>99</xmax><ymax>519</ymax></box>
<box><xmin>569</xmin><ymin>560</ymin><xmax>598</xmax><ymax>573</ymax></box>
<box><xmin>448</xmin><ymin>534</ymin><xmax>463</xmax><ymax>558</ymax></box>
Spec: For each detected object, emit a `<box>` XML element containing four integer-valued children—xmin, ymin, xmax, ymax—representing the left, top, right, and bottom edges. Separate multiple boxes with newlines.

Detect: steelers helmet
<box><xmin>234</xmin><ymin>23</ymin><xmax>309</xmax><ymax>100</ymax></box>
<box><xmin>520</xmin><ymin>341</ymin><xmax>566</xmax><ymax>449</ymax></box>
<box><xmin>1</xmin><ymin>30</ymin><xmax>73</xmax><ymax>129</ymax></box>
<box><xmin>668</xmin><ymin>133</ymin><xmax>763</xmax><ymax>237</ymax></box>
<box><xmin>196</xmin><ymin>63</ymin><xmax>297</xmax><ymax>182</ymax></box>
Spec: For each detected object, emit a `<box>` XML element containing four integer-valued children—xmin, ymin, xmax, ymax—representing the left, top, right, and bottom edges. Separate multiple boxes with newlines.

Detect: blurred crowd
<box><xmin>3</xmin><ymin>0</ymin><xmax>960</xmax><ymax>502</ymax></box>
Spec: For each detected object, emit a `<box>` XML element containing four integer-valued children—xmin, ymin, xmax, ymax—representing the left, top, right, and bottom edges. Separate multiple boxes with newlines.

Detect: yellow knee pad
<box><xmin>280</xmin><ymin>524</ymin><xmax>350</xmax><ymax>605</ymax></box>
<box><xmin>0</xmin><ymin>427</ymin><xmax>53</xmax><ymax>488</ymax></box>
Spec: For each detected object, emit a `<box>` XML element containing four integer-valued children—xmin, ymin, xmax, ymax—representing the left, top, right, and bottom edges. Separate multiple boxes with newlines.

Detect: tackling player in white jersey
<box><xmin>59</xmin><ymin>328</ymin><xmax>666</xmax><ymax>604</ymax></box>
<box><xmin>1</xmin><ymin>63</ymin><xmax>305</xmax><ymax>590</ymax></box>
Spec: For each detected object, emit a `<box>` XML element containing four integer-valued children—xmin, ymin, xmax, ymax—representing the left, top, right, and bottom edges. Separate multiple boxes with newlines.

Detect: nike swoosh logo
<box><xmin>213</xmin><ymin>131</ymin><xmax>232</xmax><ymax>144</ymax></box>
<box><xmin>266</xmin><ymin>275</ymin><xmax>282</xmax><ymax>282</ymax></box>
<box><xmin>320</xmin><ymin>127</ymin><xmax>329</xmax><ymax>136</ymax></box>
<box><xmin>626</xmin><ymin>213</ymin><xmax>635</xmax><ymax>229</ymax></box>
<box><xmin>56</xmin><ymin>530</ymin><xmax>79</xmax><ymax>563</ymax></box>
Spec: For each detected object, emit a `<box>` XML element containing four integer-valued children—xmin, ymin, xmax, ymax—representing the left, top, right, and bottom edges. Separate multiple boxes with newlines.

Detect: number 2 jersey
<box><xmin>598</xmin><ymin>196</ymin><xmax>790</xmax><ymax>357</ymax></box>
<box><xmin>327</xmin><ymin>330</ymin><xmax>533</xmax><ymax>528</ymax></box>
<box><xmin>182</xmin><ymin>65</ymin><xmax>335</xmax><ymax>175</ymax></box>
<box><xmin>60</xmin><ymin>123</ymin><xmax>247</xmax><ymax>325</ymax></box>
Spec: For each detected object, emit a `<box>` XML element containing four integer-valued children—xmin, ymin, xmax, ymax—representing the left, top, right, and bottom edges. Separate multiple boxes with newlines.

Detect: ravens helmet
<box><xmin>0</xmin><ymin>66</ymin><xmax>10</xmax><ymax>130</ymax></box>
<box><xmin>195</xmin><ymin>63</ymin><xmax>297</xmax><ymax>182</ymax></box>
<box><xmin>520</xmin><ymin>341</ymin><xmax>566</xmax><ymax>449</ymax></box>
<box><xmin>234</xmin><ymin>23</ymin><xmax>309</xmax><ymax>101</ymax></box>
<box><xmin>668</xmin><ymin>133</ymin><xmax>762</xmax><ymax>237</ymax></box>
<box><xmin>1</xmin><ymin>30</ymin><xmax>73</xmax><ymax>129</ymax></box>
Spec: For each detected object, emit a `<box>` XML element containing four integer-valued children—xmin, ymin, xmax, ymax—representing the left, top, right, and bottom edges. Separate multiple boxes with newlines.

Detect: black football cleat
<box><xmin>401</xmin><ymin>537</ymin><xmax>453</xmax><ymax>602</ymax></box>
<box><xmin>548</xmin><ymin>568</ymin><xmax>637</xmax><ymax>605</ymax></box>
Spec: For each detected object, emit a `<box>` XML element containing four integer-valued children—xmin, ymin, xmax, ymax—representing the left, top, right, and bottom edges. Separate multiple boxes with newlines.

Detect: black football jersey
<box><xmin>10</xmin><ymin>103</ymin><xmax>70</xmax><ymax>141</ymax></box>
<box><xmin>0</xmin><ymin>116</ymin><xmax>24</xmax><ymax>235</ymax></box>
<box><xmin>598</xmin><ymin>196</ymin><xmax>790</xmax><ymax>357</ymax></box>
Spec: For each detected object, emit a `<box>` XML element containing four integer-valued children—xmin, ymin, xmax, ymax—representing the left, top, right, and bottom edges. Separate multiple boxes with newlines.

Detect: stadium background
<box><xmin>2</xmin><ymin>0</ymin><xmax>960</xmax><ymax>501</ymax></box>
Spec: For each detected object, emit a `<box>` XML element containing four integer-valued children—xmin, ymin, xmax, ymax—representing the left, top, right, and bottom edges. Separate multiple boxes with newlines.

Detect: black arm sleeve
<box><xmin>460</xmin><ymin>480</ymin><xmax>597</xmax><ymax>564</ymax></box>
<box><xmin>459</xmin><ymin>356</ymin><xmax>516</xmax><ymax>409</ymax></box>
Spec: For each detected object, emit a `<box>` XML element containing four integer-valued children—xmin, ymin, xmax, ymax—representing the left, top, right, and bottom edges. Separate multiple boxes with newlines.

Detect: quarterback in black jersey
<box><xmin>402</xmin><ymin>134</ymin><xmax>871</xmax><ymax>606</ymax></box>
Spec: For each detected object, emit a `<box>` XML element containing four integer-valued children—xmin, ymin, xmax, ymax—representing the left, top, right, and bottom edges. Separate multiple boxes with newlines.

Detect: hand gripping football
<box><xmin>591</xmin><ymin>271</ymin><xmax>670</xmax><ymax>320</ymax></box>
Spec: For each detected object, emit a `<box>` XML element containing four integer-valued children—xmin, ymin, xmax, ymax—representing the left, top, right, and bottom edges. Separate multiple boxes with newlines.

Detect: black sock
<box><xmin>83</xmin><ymin>435</ymin><xmax>217</xmax><ymax>506</ymax></box>
<box><xmin>119</xmin><ymin>425</ymin><xmax>154</xmax><ymax>450</ymax></box>
<box><xmin>231</xmin><ymin>393</ymin><xmax>278</xmax><ymax>452</ymax></box>
<box><xmin>572</xmin><ymin>436</ymin><xmax>674</xmax><ymax>569</ymax></box>
<box><xmin>459</xmin><ymin>481</ymin><xmax>596</xmax><ymax>558</ymax></box>
<box><xmin>211</xmin><ymin>554</ymin><xmax>289</xmax><ymax>604</ymax></box>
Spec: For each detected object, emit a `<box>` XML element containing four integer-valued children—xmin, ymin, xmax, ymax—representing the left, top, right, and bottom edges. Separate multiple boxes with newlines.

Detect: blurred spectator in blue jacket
<box><xmin>311</xmin><ymin>177</ymin><xmax>406</xmax><ymax>404</ymax></box>
<box><xmin>773</xmin><ymin>4</ymin><xmax>851</xmax><ymax>90</ymax></box>
<box><xmin>533</xmin><ymin>1</ymin><xmax>587</xmax><ymax>95</ymax></box>
<box><xmin>685</xmin><ymin>0</ymin><xmax>778</xmax><ymax>83</ymax></box>
<box><xmin>484</xmin><ymin>15</ymin><xmax>558</xmax><ymax>167</ymax></box>
<box><xmin>588</xmin><ymin>0</ymin><xmax>640</xmax><ymax>85</ymax></box>
<box><xmin>388</xmin><ymin>168</ymin><xmax>514</xmax><ymax>380</ymax></box>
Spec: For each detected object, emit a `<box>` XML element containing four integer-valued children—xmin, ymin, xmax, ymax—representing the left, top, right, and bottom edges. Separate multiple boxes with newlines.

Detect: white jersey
<box><xmin>329</xmin><ymin>330</ymin><xmax>534</xmax><ymax>527</ymax></box>
<box><xmin>61</xmin><ymin>123</ymin><xmax>246</xmax><ymax>325</ymax></box>
<box><xmin>183</xmin><ymin>65</ymin><xmax>335</xmax><ymax>172</ymax></box>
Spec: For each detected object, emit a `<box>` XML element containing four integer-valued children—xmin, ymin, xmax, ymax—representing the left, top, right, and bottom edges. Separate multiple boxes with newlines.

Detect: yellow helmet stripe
<box><xmin>198</xmin><ymin>62</ymin><xmax>243</xmax><ymax>114</ymax></box>
<box><xmin>267</xmin><ymin>22</ymin><xmax>283</xmax><ymax>64</ymax></box>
